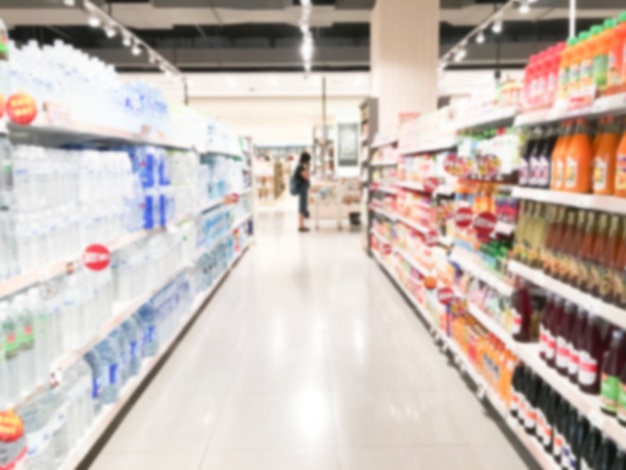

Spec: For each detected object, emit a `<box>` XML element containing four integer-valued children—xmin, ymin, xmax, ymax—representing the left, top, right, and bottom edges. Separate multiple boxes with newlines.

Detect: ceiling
<box><xmin>0</xmin><ymin>0</ymin><xmax>623</xmax><ymax>71</ymax></box>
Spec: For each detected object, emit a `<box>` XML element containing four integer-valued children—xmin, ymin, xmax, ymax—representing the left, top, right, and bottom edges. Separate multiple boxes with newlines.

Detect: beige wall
<box><xmin>370</xmin><ymin>0</ymin><xmax>439</xmax><ymax>132</ymax></box>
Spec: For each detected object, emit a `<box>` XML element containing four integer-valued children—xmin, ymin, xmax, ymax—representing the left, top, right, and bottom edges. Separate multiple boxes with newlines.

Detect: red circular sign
<box><xmin>437</xmin><ymin>287</ymin><xmax>455</xmax><ymax>305</ymax></box>
<box><xmin>6</xmin><ymin>92</ymin><xmax>38</xmax><ymax>126</ymax></box>
<box><xmin>83</xmin><ymin>244</ymin><xmax>111</xmax><ymax>271</ymax></box>
<box><xmin>455</xmin><ymin>207</ymin><xmax>474</xmax><ymax>229</ymax></box>
<box><xmin>473</xmin><ymin>211</ymin><xmax>498</xmax><ymax>236</ymax></box>
<box><xmin>424</xmin><ymin>177</ymin><xmax>440</xmax><ymax>194</ymax></box>
<box><xmin>424</xmin><ymin>276</ymin><xmax>437</xmax><ymax>290</ymax></box>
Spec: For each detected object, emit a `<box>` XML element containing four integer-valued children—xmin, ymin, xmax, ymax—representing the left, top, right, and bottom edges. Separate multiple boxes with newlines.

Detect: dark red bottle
<box><xmin>512</xmin><ymin>280</ymin><xmax>534</xmax><ymax>343</ymax></box>
<box><xmin>546</xmin><ymin>297</ymin><xmax>565</xmax><ymax>368</ymax></box>
<box><xmin>540</xmin><ymin>294</ymin><xmax>555</xmax><ymax>361</ymax></box>
<box><xmin>569</xmin><ymin>307</ymin><xmax>589</xmax><ymax>384</ymax></box>
<box><xmin>556</xmin><ymin>301</ymin><xmax>575</xmax><ymax>376</ymax></box>
<box><xmin>578</xmin><ymin>314</ymin><xmax>605</xmax><ymax>395</ymax></box>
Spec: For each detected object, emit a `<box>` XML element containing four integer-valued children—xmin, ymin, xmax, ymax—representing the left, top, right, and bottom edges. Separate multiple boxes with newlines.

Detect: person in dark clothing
<box><xmin>295</xmin><ymin>152</ymin><xmax>311</xmax><ymax>232</ymax></box>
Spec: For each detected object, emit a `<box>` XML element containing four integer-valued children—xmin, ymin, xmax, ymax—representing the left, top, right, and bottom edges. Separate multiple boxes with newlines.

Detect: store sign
<box><xmin>473</xmin><ymin>211</ymin><xmax>498</xmax><ymax>236</ymax></box>
<box><xmin>83</xmin><ymin>244</ymin><xmax>111</xmax><ymax>271</ymax></box>
<box><xmin>424</xmin><ymin>177</ymin><xmax>440</xmax><ymax>194</ymax></box>
<box><xmin>423</xmin><ymin>276</ymin><xmax>437</xmax><ymax>290</ymax></box>
<box><xmin>454</xmin><ymin>207</ymin><xmax>473</xmax><ymax>229</ymax></box>
<box><xmin>6</xmin><ymin>92</ymin><xmax>38</xmax><ymax>126</ymax></box>
<box><xmin>437</xmin><ymin>287</ymin><xmax>454</xmax><ymax>305</ymax></box>
<box><xmin>424</xmin><ymin>230</ymin><xmax>439</xmax><ymax>247</ymax></box>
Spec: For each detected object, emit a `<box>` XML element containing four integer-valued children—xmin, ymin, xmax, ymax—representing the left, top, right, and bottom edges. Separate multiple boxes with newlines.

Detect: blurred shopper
<box><xmin>290</xmin><ymin>151</ymin><xmax>311</xmax><ymax>232</ymax></box>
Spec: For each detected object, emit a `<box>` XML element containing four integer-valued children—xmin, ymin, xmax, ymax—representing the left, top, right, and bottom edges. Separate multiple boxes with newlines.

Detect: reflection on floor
<box><xmin>90</xmin><ymin>209</ymin><xmax>536</xmax><ymax>470</ymax></box>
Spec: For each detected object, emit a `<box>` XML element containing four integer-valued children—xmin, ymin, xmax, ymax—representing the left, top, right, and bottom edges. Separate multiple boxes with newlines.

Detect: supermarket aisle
<box><xmin>91</xmin><ymin>211</ymin><xmax>535</xmax><ymax>470</ymax></box>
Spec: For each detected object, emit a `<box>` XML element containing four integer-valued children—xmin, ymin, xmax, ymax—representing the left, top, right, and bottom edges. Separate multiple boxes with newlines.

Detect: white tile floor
<box><xmin>90</xmin><ymin>210</ymin><xmax>537</xmax><ymax>469</ymax></box>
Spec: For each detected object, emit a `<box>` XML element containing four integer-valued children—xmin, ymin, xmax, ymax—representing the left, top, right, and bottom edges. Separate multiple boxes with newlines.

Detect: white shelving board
<box><xmin>512</xmin><ymin>187</ymin><xmax>626</xmax><ymax>216</ymax></box>
<box><xmin>398</xmin><ymin>138</ymin><xmax>457</xmax><ymax>156</ymax></box>
<box><xmin>449</xmin><ymin>249</ymin><xmax>514</xmax><ymax>297</ymax></box>
<box><xmin>395</xmin><ymin>247</ymin><xmax>430</xmax><ymax>277</ymax></box>
<box><xmin>371</xmin><ymin>207</ymin><xmax>397</xmax><ymax>221</ymax></box>
<box><xmin>370</xmin><ymin>138</ymin><xmax>398</xmax><ymax>150</ymax></box>
<box><xmin>370</xmin><ymin>160</ymin><xmax>398</xmax><ymax>167</ymax></box>
<box><xmin>59</xmin><ymin>241</ymin><xmax>253</xmax><ymax>470</ymax></box>
<box><xmin>370</xmin><ymin>229</ymin><xmax>390</xmax><ymax>246</ymax></box>
<box><xmin>455</xmin><ymin>107</ymin><xmax>518</xmax><ymax>131</ymax></box>
<box><xmin>394</xmin><ymin>214</ymin><xmax>430</xmax><ymax>235</ymax></box>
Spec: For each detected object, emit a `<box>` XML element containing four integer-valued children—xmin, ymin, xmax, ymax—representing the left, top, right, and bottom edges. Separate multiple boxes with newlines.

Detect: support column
<box><xmin>370</xmin><ymin>0</ymin><xmax>440</xmax><ymax>132</ymax></box>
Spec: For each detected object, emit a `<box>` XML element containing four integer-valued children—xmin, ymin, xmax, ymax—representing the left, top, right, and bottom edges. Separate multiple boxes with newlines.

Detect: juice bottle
<box><xmin>539</xmin><ymin>294</ymin><xmax>555</xmax><ymax>361</ymax></box>
<box><xmin>538</xmin><ymin>126</ymin><xmax>558</xmax><ymax>188</ymax></box>
<box><xmin>577</xmin><ymin>211</ymin><xmax>598</xmax><ymax>292</ymax></box>
<box><xmin>601</xmin><ymin>329</ymin><xmax>626</xmax><ymax>416</ymax></box>
<box><xmin>578</xmin><ymin>313</ymin><xmax>604</xmax><ymax>394</ymax></box>
<box><xmin>601</xmin><ymin>215</ymin><xmax>622</xmax><ymax>304</ymax></box>
<box><xmin>609</xmin><ymin>12</ymin><xmax>626</xmax><ymax>95</ymax></box>
<box><xmin>547</xmin><ymin>296</ymin><xmax>564</xmax><ymax>369</ymax></box>
<box><xmin>579</xmin><ymin>30</ymin><xmax>596</xmax><ymax>93</ymax></box>
<box><xmin>555</xmin><ymin>209</ymin><xmax>577</xmax><ymax>281</ymax></box>
<box><xmin>510</xmin><ymin>364</ymin><xmax>523</xmax><ymax>419</ymax></box>
<box><xmin>512</xmin><ymin>280</ymin><xmax>533</xmax><ymax>343</ymax></box>
<box><xmin>520</xmin><ymin>128</ymin><xmax>540</xmax><ymax>186</ymax></box>
<box><xmin>555</xmin><ymin>301</ymin><xmax>575</xmax><ymax>376</ymax></box>
<box><xmin>564</xmin><ymin>210</ymin><xmax>587</xmax><ymax>286</ymax></box>
<box><xmin>564</xmin><ymin>119</ymin><xmax>593</xmax><ymax>193</ymax></box>
<box><xmin>588</xmin><ymin>213</ymin><xmax>609</xmax><ymax>297</ymax></box>
<box><xmin>594</xmin><ymin>21</ymin><xmax>616</xmax><ymax>95</ymax></box>
<box><xmin>524</xmin><ymin>373</ymin><xmax>540</xmax><ymax>435</ymax></box>
<box><xmin>551</xmin><ymin>122</ymin><xmax>572</xmax><ymax>190</ymax></box>
<box><xmin>547</xmin><ymin>43</ymin><xmax>565</xmax><ymax>106</ymax></box>
<box><xmin>562</xmin><ymin>409</ymin><xmax>579</xmax><ymax>470</ymax></box>
<box><xmin>580</xmin><ymin>427</ymin><xmax>602</xmax><ymax>469</ymax></box>
<box><xmin>559</xmin><ymin>39</ymin><xmax>575</xmax><ymax>101</ymax></box>
<box><xmin>529</xmin><ymin>128</ymin><xmax>545</xmax><ymax>187</ymax></box>
<box><xmin>613</xmin><ymin>452</ymin><xmax>626</xmax><ymax>470</ymax></box>
<box><xmin>614</xmin><ymin>127</ymin><xmax>626</xmax><ymax>197</ymax></box>
<box><xmin>570</xmin><ymin>416</ymin><xmax>590</xmax><ymax>470</ymax></box>
<box><xmin>592</xmin><ymin>438</ymin><xmax>617</xmax><ymax>470</ymax></box>
<box><xmin>535</xmin><ymin>383</ymin><xmax>549</xmax><ymax>447</ymax></box>
<box><xmin>545</xmin><ymin>387</ymin><xmax>561</xmax><ymax>454</ymax></box>
<box><xmin>544</xmin><ymin>206</ymin><xmax>566</xmax><ymax>276</ymax></box>
<box><xmin>553</xmin><ymin>399</ymin><xmax>570</xmax><ymax>462</ymax></box>
<box><xmin>617</xmin><ymin>351</ymin><xmax>626</xmax><ymax>426</ymax></box>
<box><xmin>568</xmin><ymin>37</ymin><xmax>584</xmax><ymax>100</ymax></box>
<box><xmin>593</xmin><ymin>116</ymin><xmax>620</xmax><ymax>195</ymax></box>
<box><xmin>569</xmin><ymin>307</ymin><xmax>589</xmax><ymax>384</ymax></box>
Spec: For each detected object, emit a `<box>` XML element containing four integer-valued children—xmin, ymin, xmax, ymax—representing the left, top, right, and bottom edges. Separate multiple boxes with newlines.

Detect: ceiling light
<box><xmin>63</xmin><ymin>0</ymin><xmax>75</xmax><ymax>5</ymax></box>
<box><xmin>88</xmin><ymin>16</ymin><xmax>101</xmax><ymax>28</ymax></box>
<box><xmin>149</xmin><ymin>54</ymin><xmax>157</xmax><ymax>64</ymax></box>
<box><xmin>305</xmin><ymin>62</ymin><xmax>312</xmax><ymax>72</ymax></box>
<box><xmin>105</xmin><ymin>26</ymin><xmax>116</xmax><ymax>38</ymax></box>
<box><xmin>227</xmin><ymin>77</ymin><xmax>236</xmax><ymax>87</ymax></box>
<box><xmin>131</xmin><ymin>44</ymin><xmax>141</xmax><ymax>56</ymax></box>
<box><xmin>454</xmin><ymin>49</ymin><xmax>467</xmax><ymax>62</ymax></box>
<box><xmin>122</xmin><ymin>35</ymin><xmax>132</xmax><ymax>47</ymax></box>
<box><xmin>476</xmin><ymin>31</ymin><xmax>485</xmax><ymax>43</ymax></box>
<box><xmin>270</xmin><ymin>76</ymin><xmax>278</xmax><ymax>87</ymax></box>
<box><xmin>492</xmin><ymin>20</ymin><xmax>503</xmax><ymax>34</ymax></box>
<box><xmin>164</xmin><ymin>69</ymin><xmax>173</xmax><ymax>78</ymax></box>
<box><xmin>301</xmin><ymin>42</ymin><xmax>314</xmax><ymax>61</ymax></box>
<box><xmin>518</xmin><ymin>1</ymin><xmax>530</xmax><ymax>14</ymax></box>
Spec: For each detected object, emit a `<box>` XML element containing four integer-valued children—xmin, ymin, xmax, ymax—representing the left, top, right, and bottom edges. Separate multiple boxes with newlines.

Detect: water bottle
<box><xmin>0</xmin><ymin>300</ymin><xmax>20</xmax><ymax>406</ymax></box>
<box><xmin>94</xmin><ymin>337</ymin><xmax>119</xmax><ymax>405</ymax></box>
<box><xmin>137</xmin><ymin>305</ymin><xmax>159</xmax><ymax>358</ymax></box>
<box><xmin>83</xmin><ymin>349</ymin><xmax>104</xmax><ymax>415</ymax></box>
<box><xmin>13</xmin><ymin>294</ymin><xmax>36</xmax><ymax>398</ymax></box>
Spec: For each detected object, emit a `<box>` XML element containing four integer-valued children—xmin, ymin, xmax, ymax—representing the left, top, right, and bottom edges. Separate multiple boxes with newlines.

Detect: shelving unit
<box><xmin>398</xmin><ymin>139</ymin><xmax>457</xmax><ymax>156</ymax></box>
<box><xmin>359</xmin><ymin>97</ymin><xmax>379</xmax><ymax>255</ymax></box>
<box><xmin>512</xmin><ymin>187</ymin><xmax>626</xmax><ymax>215</ymax></box>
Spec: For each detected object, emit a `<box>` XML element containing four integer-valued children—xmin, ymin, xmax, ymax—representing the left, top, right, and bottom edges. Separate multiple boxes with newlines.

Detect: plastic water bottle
<box><xmin>137</xmin><ymin>305</ymin><xmax>159</xmax><ymax>358</ymax></box>
<box><xmin>94</xmin><ymin>337</ymin><xmax>120</xmax><ymax>405</ymax></box>
<box><xmin>63</xmin><ymin>273</ymin><xmax>84</xmax><ymax>350</ymax></box>
<box><xmin>121</xmin><ymin>317</ymin><xmax>141</xmax><ymax>377</ymax></box>
<box><xmin>28</xmin><ymin>287</ymin><xmax>49</xmax><ymax>386</ymax></box>
<box><xmin>1</xmin><ymin>300</ymin><xmax>21</xmax><ymax>405</ymax></box>
<box><xmin>83</xmin><ymin>349</ymin><xmax>105</xmax><ymax>415</ymax></box>
<box><xmin>13</xmin><ymin>294</ymin><xmax>36</xmax><ymax>397</ymax></box>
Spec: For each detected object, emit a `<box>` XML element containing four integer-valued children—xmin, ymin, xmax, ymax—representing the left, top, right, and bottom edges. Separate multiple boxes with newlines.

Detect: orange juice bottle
<box><xmin>551</xmin><ymin>121</ymin><xmax>573</xmax><ymax>190</ymax></box>
<box><xmin>593</xmin><ymin>116</ymin><xmax>620</xmax><ymax>195</ymax></box>
<box><xmin>609</xmin><ymin>13</ymin><xmax>626</xmax><ymax>95</ymax></box>
<box><xmin>577</xmin><ymin>31</ymin><xmax>594</xmax><ymax>94</ymax></box>
<box><xmin>614</xmin><ymin>126</ymin><xmax>626</xmax><ymax>197</ymax></box>
<box><xmin>558</xmin><ymin>38</ymin><xmax>577</xmax><ymax>101</ymax></box>
<box><xmin>563</xmin><ymin>119</ymin><xmax>593</xmax><ymax>193</ymax></box>
<box><xmin>568</xmin><ymin>37</ymin><xmax>584</xmax><ymax>99</ymax></box>
<box><xmin>594</xmin><ymin>21</ymin><xmax>616</xmax><ymax>95</ymax></box>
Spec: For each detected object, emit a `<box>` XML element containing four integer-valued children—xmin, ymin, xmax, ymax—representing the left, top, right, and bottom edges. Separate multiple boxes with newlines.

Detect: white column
<box><xmin>370</xmin><ymin>0</ymin><xmax>440</xmax><ymax>132</ymax></box>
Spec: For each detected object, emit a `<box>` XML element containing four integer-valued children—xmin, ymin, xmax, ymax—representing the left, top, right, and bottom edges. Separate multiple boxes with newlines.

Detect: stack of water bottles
<box><xmin>194</xmin><ymin>207</ymin><xmax>234</xmax><ymax>293</ymax></box>
<box><xmin>0</xmin><ymin>267</ymin><xmax>113</xmax><ymax>408</ymax></box>
<box><xmin>111</xmin><ymin>231</ymin><xmax>184</xmax><ymax>304</ymax></box>
<box><xmin>8</xmin><ymin>40</ymin><xmax>170</xmax><ymax>139</ymax></box>
<box><xmin>0</xmin><ymin>141</ymin><xmax>145</xmax><ymax>282</ymax></box>
<box><xmin>168</xmin><ymin>150</ymin><xmax>201</xmax><ymax>216</ymax></box>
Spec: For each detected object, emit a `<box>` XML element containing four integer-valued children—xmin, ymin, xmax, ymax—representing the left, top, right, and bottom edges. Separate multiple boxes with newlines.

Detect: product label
<box><xmin>609</xmin><ymin>51</ymin><xmax>620</xmax><ymax>87</ymax></box>
<box><xmin>556</xmin><ymin>336</ymin><xmax>570</xmax><ymax>369</ymax></box>
<box><xmin>553</xmin><ymin>431</ymin><xmax>564</xmax><ymax>459</ymax></box>
<box><xmin>565</xmin><ymin>156</ymin><xmax>578</xmax><ymax>189</ymax></box>
<box><xmin>617</xmin><ymin>382</ymin><xmax>626</xmax><ymax>421</ymax></box>
<box><xmin>519</xmin><ymin>160</ymin><xmax>529</xmax><ymax>186</ymax></box>
<box><xmin>578</xmin><ymin>351</ymin><xmax>599</xmax><ymax>386</ymax></box>
<box><xmin>511</xmin><ymin>309</ymin><xmax>522</xmax><ymax>335</ymax></box>
<box><xmin>561</xmin><ymin>443</ymin><xmax>572</xmax><ymax>469</ymax></box>
<box><xmin>593</xmin><ymin>54</ymin><xmax>609</xmax><ymax>90</ymax></box>
<box><xmin>601</xmin><ymin>373</ymin><xmax>619</xmax><ymax>413</ymax></box>
<box><xmin>545</xmin><ymin>330</ymin><xmax>556</xmax><ymax>360</ymax></box>
<box><xmin>538</xmin><ymin>155</ymin><xmax>550</xmax><ymax>187</ymax></box>
<box><xmin>555</xmin><ymin>160</ymin><xmax>565</xmax><ymax>188</ymax></box>
<box><xmin>616</xmin><ymin>154</ymin><xmax>626</xmax><ymax>190</ymax></box>
<box><xmin>2</xmin><ymin>321</ymin><xmax>19</xmax><ymax>359</ymax></box>
<box><xmin>569</xmin><ymin>64</ymin><xmax>581</xmax><ymax>96</ymax></box>
<box><xmin>109</xmin><ymin>364</ymin><xmax>118</xmax><ymax>385</ymax></box>
<box><xmin>581</xmin><ymin>59</ymin><xmax>594</xmax><ymax>88</ymax></box>
<box><xmin>510</xmin><ymin>391</ymin><xmax>519</xmax><ymax>415</ymax></box>
<box><xmin>536</xmin><ymin>410</ymin><xmax>551</xmax><ymax>446</ymax></box>
<box><xmin>559</xmin><ymin>67</ymin><xmax>570</xmax><ymax>99</ymax></box>
<box><xmin>568</xmin><ymin>347</ymin><xmax>580</xmax><ymax>377</ymax></box>
<box><xmin>593</xmin><ymin>157</ymin><xmax>608</xmax><ymax>191</ymax></box>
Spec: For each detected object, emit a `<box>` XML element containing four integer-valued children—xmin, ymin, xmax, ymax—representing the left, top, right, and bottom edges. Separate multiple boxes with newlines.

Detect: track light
<box><xmin>104</xmin><ymin>26</ymin><xmax>116</xmax><ymax>38</ymax></box>
<box><xmin>492</xmin><ymin>20</ymin><xmax>503</xmax><ymax>34</ymax></box>
<box><xmin>131</xmin><ymin>44</ymin><xmax>141</xmax><ymax>56</ymax></box>
<box><xmin>454</xmin><ymin>49</ymin><xmax>467</xmax><ymax>62</ymax></box>
<box><xmin>305</xmin><ymin>62</ymin><xmax>312</xmax><ymax>72</ymax></box>
<box><xmin>63</xmin><ymin>0</ymin><xmax>75</xmax><ymax>5</ymax></box>
<box><xmin>476</xmin><ymin>31</ymin><xmax>485</xmax><ymax>43</ymax></box>
<box><xmin>122</xmin><ymin>35</ymin><xmax>132</xmax><ymax>47</ymax></box>
<box><xmin>518</xmin><ymin>1</ymin><xmax>530</xmax><ymax>14</ymax></box>
<box><xmin>88</xmin><ymin>16</ymin><xmax>101</xmax><ymax>28</ymax></box>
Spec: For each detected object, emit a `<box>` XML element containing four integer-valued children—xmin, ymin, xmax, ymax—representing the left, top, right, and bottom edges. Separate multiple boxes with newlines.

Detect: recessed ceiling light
<box><xmin>131</xmin><ymin>44</ymin><xmax>141</xmax><ymax>56</ymax></box>
<box><xmin>88</xmin><ymin>16</ymin><xmax>101</xmax><ymax>28</ymax></box>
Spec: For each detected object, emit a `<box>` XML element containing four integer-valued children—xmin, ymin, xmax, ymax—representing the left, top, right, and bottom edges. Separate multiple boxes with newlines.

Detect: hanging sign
<box><xmin>423</xmin><ymin>177</ymin><xmax>440</xmax><ymax>194</ymax></box>
<box><xmin>473</xmin><ymin>211</ymin><xmax>498</xmax><ymax>237</ymax></box>
<box><xmin>6</xmin><ymin>92</ymin><xmax>38</xmax><ymax>126</ymax></box>
<box><xmin>437</xmin><ymin>287</ymin><xmax>455</xmax><ymax>305</ymax></box>
<box><xmin>454</xmin><ymin>207</ymin><xmax>473</xmax><ymax>229</ymax></box>
<box><xmin>83</xmin><ymin>244</ymin><xmax>111</xmax><ymax>271</ymax></box>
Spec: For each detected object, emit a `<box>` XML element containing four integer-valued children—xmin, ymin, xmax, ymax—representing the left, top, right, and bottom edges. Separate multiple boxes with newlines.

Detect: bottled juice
<box><xmin>564</xmin><ymin>210</ymin><xmax>587</xmax><ymax>286</ymax></box>
<box><xmin>569</xmin><ymin>307</ymin><xmax>588</xmax><ymax>384</ymax></box>
<box><xmin>593</xmin><ymin>116</ymin><xmax>620</xmax><ymax>195</ymax></box>
<box><xmin>614</xmin><ymin>127</ymin><xmax>626</xmax><ymax>197</ymax></box>
<box><xmin>601</xmin><ymin>215</ymin><xmax>621</xmax><ymax>304</ymax></box>
<box><xmin>512</xmin><ymin>280</ymin><xmax>533</xmax><ymax>342</ymax></box>
<box><xmin>555</xmin><ymin>209</ymin><xmax>577</xmax><ymax>281</ymax></box>
<box><xmin>578</xmin><ymin>313</ymin><xmax>604</xmax><ymax>394</ymax></box>
<box><xmin>570</xmin><ymin>415</ymin><xmax>590</xmax><ymax>470</ymax></box>
<box><xmin>559</xmin><ymin>38</ymin><xmax>577</xmax><ymax>101</ymax></box>
<box><xmin>580</xmin><ymin>427</ymin><xmax>602</xmax><ymax>468</ymax></box>
<box><xmin>578</xmin><ymin>211</ymin><xmax>598</xmax><ymax>292</ymax></box>
<box><xmin>600</xmin><ymin>329</ymin><xmax>626</xmax><ymax>416</ymax></box>
<box><xmin>581</xmin><ymin>29</ymin><xmax>600</xmax><ymax>91</ymax></box>
<box><xmin>594</xmin><ymin>21</ymin><xmax>615</xmax><ymax>94</ymax></box>
<box><xmin>547</xmin><ymin>297</ymin><xmax>565</xmax><ymax>368</ymax></box>
<box><xmin>617</xmin><ymin>344</ymin><xmax>626</xmax><ymax>426</ymax></box>
<box><xmin>539</xmin><ymin>294</ymin><xmax>554</xmax><ymax>361</ymax></box>
<box><xmin>551</xmin><ymin>121</ymin><xmax>573</xmax><ymax>190</ymax></box>
<box><xmin>553</xmin><ymin>399</ymin><xmax>570</xmax><ymax>462</ymax></box>
<box><xmin>555</xmin><ymin>301</ymin><xmax>575</xmax><ymax>376</ymax></box>
<box><xmin>609</xmin><ymin>12</ymin><xmax>626</xmax><ymax>95</ymax></box>
<box><xmin>592</xmin><ymin>438</ymin><xmax>617</xmax><ymax>470</ymax></box>
<box><xmin>588</xmin><ymin>213</ymin><xmax>609</xmax><ymax>297</ymax></box>
<box><xmin>563</xmin><ymin>119</ymin><xmax>593</xmax><ymax>193</ymax></box>
<box><xmin>547</xmin><ymin>44</ymin><xmax>565</xmax><ymax>106</ymax></box>
<box><xmin>544</xmin><ymin>206</ymin><xmax>566</xmax><ymax>276</ymax></box>
<box><xmin>568</xmin><ymin>37</ymin><xmax>584</xmax><ymax>100</ymax></box>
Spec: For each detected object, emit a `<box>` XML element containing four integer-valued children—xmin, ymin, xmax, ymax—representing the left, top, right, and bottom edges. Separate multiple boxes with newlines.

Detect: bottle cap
<box><xmin>605</xmin><ymin>18</ymin><xmax>618</xmax><ymax>29</ymax></box>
